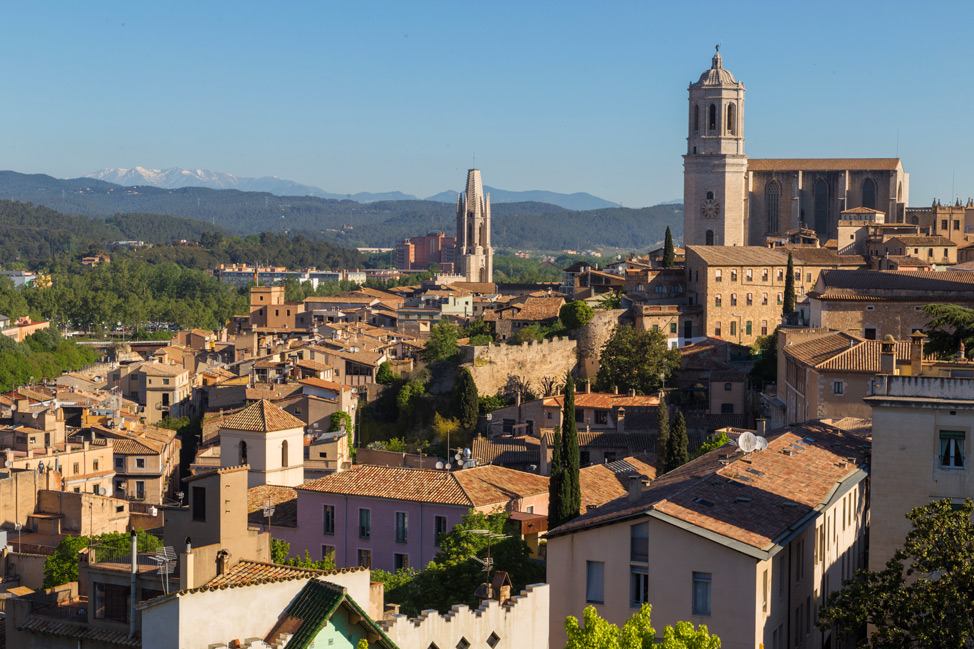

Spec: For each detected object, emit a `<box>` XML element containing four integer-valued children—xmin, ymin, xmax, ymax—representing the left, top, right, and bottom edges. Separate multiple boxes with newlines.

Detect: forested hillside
<box><xmin>0</xmin><ymin>171</ymin><xmax>682</xmax><ymax>251</ymax></box>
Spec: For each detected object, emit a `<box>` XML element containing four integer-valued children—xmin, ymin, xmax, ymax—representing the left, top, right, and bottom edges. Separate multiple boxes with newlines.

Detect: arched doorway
<box><xmin>862</xmin><ymin>178</ymin><xmax>876</xmax><ymax>210</ymax></box>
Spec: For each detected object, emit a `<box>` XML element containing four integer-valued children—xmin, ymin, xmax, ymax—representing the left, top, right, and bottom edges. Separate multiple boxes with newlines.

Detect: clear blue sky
<box><xmin>1</xmin><ymin>1</ymin><xmax>969</xmax><ymax>207</ymax></box>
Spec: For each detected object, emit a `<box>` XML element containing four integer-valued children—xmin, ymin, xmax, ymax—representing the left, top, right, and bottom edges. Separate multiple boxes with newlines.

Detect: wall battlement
<box><xmin>380</xmin><ymin>583</ymin><xmax>549</xmax><ymax>649</ymax></box>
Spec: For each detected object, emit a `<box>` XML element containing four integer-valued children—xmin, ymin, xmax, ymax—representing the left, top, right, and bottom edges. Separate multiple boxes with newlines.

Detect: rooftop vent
<box><xmin>736</xmin><ymin>497</ymin><xmax>752</xmax><ymax>503</ymax></box>
<box><xmin>693</xmin><ymin>497</ymin><xmax>715</xmax><ymax>507</ymax></box>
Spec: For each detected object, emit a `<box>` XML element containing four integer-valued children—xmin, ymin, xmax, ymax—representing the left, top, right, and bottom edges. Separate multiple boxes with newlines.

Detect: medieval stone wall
<box><xmin>575</xmin><ymin>309</ymin><xmax>626</xmax><ymax>380</ymax></box>
<box><xmin>462</xmin><ymin>338</ymin><xmax>577</xmax><ymax>397</ymax></box>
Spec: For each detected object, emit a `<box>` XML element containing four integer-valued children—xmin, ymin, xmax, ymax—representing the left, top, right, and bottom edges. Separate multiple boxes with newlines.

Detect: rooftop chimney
<box><xmin>585</xmin><ymin>380</ymin><xmax>591</xmax><ymax>394</ymax></box>
<box><xmin>910</xmin><ymin>330</ymin><xmax>926</xmax><ymax>375</ymax></box>
<box><xmin>627</xmin><ymin>474</ymin><xmax>642</xmax><ymax>504</ymax></box>
<box><xmin>180</xmin><ymin>537</ymin><xmax>195</xmax><ymax>591</ymax></box>
<box><xmin>627</xmin><ymin>388</ymin><xmax>636</xmax><ymax>398</ymax></box>
<box><xmin>880</xmin><ymin>335</ymin><xmax>896</xmax><ymax>375</ymax></box>
<box><xmin>756</xmin><ymin>419</ymin><xmax>767</xmax><ymax>437</ymax></box>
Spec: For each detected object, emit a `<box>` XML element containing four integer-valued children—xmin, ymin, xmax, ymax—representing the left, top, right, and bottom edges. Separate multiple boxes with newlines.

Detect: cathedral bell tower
<box><xmin>455</xmin><ymin>169</ymin><xmax>493</xmax><ymax>283</ymax></box>
<box><xmin>683</xmin><ymin>47</ymin><xmax>747</xmax><ymax>246</ymax></box>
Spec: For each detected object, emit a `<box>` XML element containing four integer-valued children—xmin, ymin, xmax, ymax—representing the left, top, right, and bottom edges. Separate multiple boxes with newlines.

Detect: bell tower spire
<box><xmin>683</xmin><ymin>48</ymin><xmax>748</xmax><ymax>246</ymax></box>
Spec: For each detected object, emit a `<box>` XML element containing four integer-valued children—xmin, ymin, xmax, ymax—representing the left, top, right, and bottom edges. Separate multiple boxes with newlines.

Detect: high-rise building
<box><xmin>395</xmin><ymin>231</ymin><xmax>456</xmax><ymax>272</ymax></box>
<box><xmin>455</xmin><ymin>169</ymin><xmax>493</xmax><ymax>283</ymax></box>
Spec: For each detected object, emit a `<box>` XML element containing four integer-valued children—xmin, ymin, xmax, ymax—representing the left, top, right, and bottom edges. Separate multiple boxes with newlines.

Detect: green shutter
<box><xmin>940</xmin><ymin>430</ymin><xmax>965</xmax><ymax>440</ymax></box>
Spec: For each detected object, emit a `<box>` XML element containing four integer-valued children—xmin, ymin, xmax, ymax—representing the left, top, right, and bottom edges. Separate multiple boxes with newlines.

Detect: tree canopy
<box><xmin>595</xmin><ymin>325</ymin><xmax>681</xmax><ymax>395</ymax></box>
<box><xmin>550</xmin><ymin>373</ymin><xmax>581</xmax><ymax>529</ymax></box>
<box><xmin>560</xmin><ymin>301</ymin><xmax>595</xmax><ymax>330</ymax></box>
<box><xmin>44</xmin><ymin>529</ymin><xmax>160</xmax><ymax>588</ymax></box>
<box><xmin>423</xmin><ymin>320</ymin><xmax>461</xmax><ymax>363</ymax></box>
<box><xmin>920</xmin><ymin>304</ymin><xmax>974</xmax><ymax>359</ymax></box>
<box><xmin>662</xmin><ymin>226</ymin><xmax>675</xmax><ymax>268</ymax></box>
<box><xmin>565</xmin><ymin>604</ymin><xmax>720</xmax><ymax>649</ymax></box>
<box><xmin>783</xmin><ymin>252</ymin><xmax>796</xmax><ymax>315</ymax></box>
<box><xmin>819</xmin><ymin>497</ymin><xmax>974</xmax><ymax>648</ymax></box>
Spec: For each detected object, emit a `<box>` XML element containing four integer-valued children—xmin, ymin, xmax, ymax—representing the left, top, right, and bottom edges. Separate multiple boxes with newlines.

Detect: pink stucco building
<box><xmin>291</xmin><ymin>464</ymin><xmax>549</xmax><ymax>572</ymax></box>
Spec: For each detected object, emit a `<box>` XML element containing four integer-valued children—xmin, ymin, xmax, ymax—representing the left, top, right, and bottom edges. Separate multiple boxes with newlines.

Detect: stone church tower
<box><xmin>683</xmin><ymin>48</ymin><xmax>748</xmax><ymax>246</ymax></box>
<box><xmin>455</xmin><ymin>169</ymin><xmax>493</xmax><ymax>282</ymax></box>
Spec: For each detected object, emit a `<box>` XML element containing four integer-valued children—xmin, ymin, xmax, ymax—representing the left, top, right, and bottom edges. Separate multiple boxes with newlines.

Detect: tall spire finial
<box><xmin>715</xmin><ymin>43</ymin><xmax>720</xmax><ymax>53</ymax></box>
<box><xmin>712</xmin><ymin>45</ymin><xmax>722</xmax><ymax>69</ymax></box>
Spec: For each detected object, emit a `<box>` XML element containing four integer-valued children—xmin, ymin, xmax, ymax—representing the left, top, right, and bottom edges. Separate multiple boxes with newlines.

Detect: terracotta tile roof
<box><xmin>247</xmin><ymin>485</ymin><xmax>298</xmax><ymax>527</ymax></box>
<box><xmin>449</xmin><ymin>282</ymin><xmax>497</xmax><ymax>294</ymax></box>
<box><xmin>140</xmin><ymin>362</ymin><xmax>186</xmax><ymax>377</ymax></box>
<box><xmin>183</xmin><ymin>464</ymin><xmax>250</xmax><ymax>484</ymax></box>
<box><xmin>299</xmin><ymin>377</ymin><xmax>352</xmax><ymax>392</ymax></box>
<box><xmin>887</xmin><ymin>235</ymin><xmax>956</xmax><ymax>246</ymax></box>
<box><xmin>471</xmin><ymin>436</ymin><xmax>540</xmax><ymax>467</ymax></box>
<box><xmin>710</xmin><ymin>370</ymin><xmax>747</xmax><ymax>382</ymax></box>
<box><xmin>540</xmin><ymin>430</ymin><xmax>655</xmax><ymax>453</ymax></box>
<box><xmin>494</xmin><ymin>296</ymin><xmax>565</xmax><ymax>321</ymax></box>
<box><xmin>820</xmin><ymin>417</ymin><xmax>872</xmax><ymax>436</ymax></box>
<box><xmin>111</xmin><ymin>438</ymin><xmax>161</xmax><ymax>455</ymax></box>
<box><xmin>16</xmin><ymin>616</ymin><xmax>140</xmax><ymax>647</ymax></box>
<box><xmin>784</xmin><ymin>333</ymin><xmax>860</xmax><ymax>367</ymax></box>
<box><xmin>747</xmin><ymin>158</ymin><xmax>901</xmax><ymax>171</ymax></box>
<box><xmin>296</xmin><ymin>464</ymin><xmax>548</xmax><ymax>507</ymax></box>
<box><xmin>542</xmin><ymin>393</ymin><xmax>660</xmax><ymax>409</ymax></box>
<box><xmin>687</xmin><ymin>246</ymin><xmax>789</xmax><ymax>267</ymax></box>
<box><xmin>221</xmin><ymin>399</ymin><xmax>306</xmax><ymax>432</ymax></box>
<box><xmin>814</xmin><ymin>269</ymin><xmax>974</xmax><ymax>296</ymax></box>
<box><xmin>814</xmin><ymin>339</ymin><xmax>916</xmax><ymax>373</ymax></box>
<box><xmin>884</xmin><ymin>255</ymin><xmax>932</xmax><ymax>268</ymax></box>
<box><xmin>782</xmin><ymin>247</ymin><xmax>867</xmax><ymax>267</ymax></box>
<box><xmin>549</xmin><ymin>421</ymin><xmax>870</xmax><ymax>552</ymax></box>
<box><xmin>206</xmin><ymin>560</ymin><xmax>364</xmax><ymax>588</ymax></box>
<box><xmin>580</xmin><ymin>454</ymin><xmax>656</xmax><ymax>513</ymax></box>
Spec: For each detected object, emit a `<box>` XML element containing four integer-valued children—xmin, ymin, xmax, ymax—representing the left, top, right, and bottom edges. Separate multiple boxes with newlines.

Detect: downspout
<box><xmin>129</xmin><ymin>530</ymin><xmax>137</xmax><ymax>637</ymax></box>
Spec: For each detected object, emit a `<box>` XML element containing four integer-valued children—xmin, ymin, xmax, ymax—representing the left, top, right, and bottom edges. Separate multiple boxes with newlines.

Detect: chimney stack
<box><xmin>180</xmin><ymin>537</ymin><xmax>195</xmax><ymax>590</ymax></box>
<box><xmin>910</xmin><ymin>330</ymin><xmax>926</xmax><ymax>375</ymax></box>
<box><xmin>627</xmin><ymin>474</ymin><xmax>642</xmax><ymax>504</ymax></box>
<box><xmin>616</xmin><ymin>407</ymin><xmax>626</xmax><ymax>434</ymax></box>
<box><xmin>585</xmin><ymin>380</ymin><xmax>591</xmax><ymax>394</ymax></box>
<box><xmin>756</xmin><ymin>419</ymin><xmax>767</xmax><ymax>437</ymax></box>
<box><xmin>627</xmin><ymin>388</ymin><xmax>636</xmax><ymax>398</ymax></box>
<box><xmin>880</xmin><ymin>335</ymin><xmax>896</xmax><ymax>375</ymax></box>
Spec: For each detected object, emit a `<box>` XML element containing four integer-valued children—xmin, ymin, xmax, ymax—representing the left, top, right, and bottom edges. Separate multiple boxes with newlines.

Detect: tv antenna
<box><xmin>149</xmin><ymin>546</ymin><xmax>178</xmax><ymax>594</ymax></box>
<box><xmin>464</xmin><ymin>529</ymin><xmax>509</xmax><ymax>577</ymax></box>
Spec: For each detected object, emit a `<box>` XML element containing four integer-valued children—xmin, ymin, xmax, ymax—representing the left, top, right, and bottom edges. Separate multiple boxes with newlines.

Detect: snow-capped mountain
<box><xmin>84</xmin><ymin>167</ymin><xmax>338</xmax><ymax>198</ymax></box>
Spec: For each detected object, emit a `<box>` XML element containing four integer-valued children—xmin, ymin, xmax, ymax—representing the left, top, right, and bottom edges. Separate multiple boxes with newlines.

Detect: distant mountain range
<box><xmin>83</xmin><ymin>166</ymin><xmax>622</xmax><ymax>211</ymax></box>
<box><xmin>0</xmin><ymin>170</ymin><xmax>682</xmax><ymax>251</ymax></box>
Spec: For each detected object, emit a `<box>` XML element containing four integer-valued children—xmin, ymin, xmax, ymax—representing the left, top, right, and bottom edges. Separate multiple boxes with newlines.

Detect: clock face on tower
<box><xmin>701</xmin><ymin>198</ymin><xmax>721</xmax><ymax>219</ymax></box>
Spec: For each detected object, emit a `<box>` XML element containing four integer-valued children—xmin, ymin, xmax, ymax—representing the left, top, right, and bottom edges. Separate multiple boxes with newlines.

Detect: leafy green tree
<box><xmin>662</xmin><ymin>226</ymin><xmax>676</xmax><ymax>268</ymax></box>
<box><xmin>663</xmin><ymin>412</ymin><xmax>689</xmax><ymax>474</ymax></box>
<box><xmin>694</xmin><ymin>431</ymin><xmax>730</xmax><ymax>458</ymax></box>
<box><xmin>328</xmin><ymin>411</ymin><xmax>353</xmax><ymax>434</ymax></box>
<box><xmin>511</xmin><ymin>323</ymin><xmax>542</xmax><ymax>345</ymax></box>
<box><xmin>548</xmin><ymin>424</ymin><xmax>565</xmax><ymax>529</ymax></box>
<box><xmin>423</xmin><ymin>320</ymin><xmax>461</xmax><ymax>363</ymax></box>
<box><xmin>452</xmin><ymin>368</ymin><xmax>479</xmax><ymax>431</ymax></box>
<box><xmin>44</xmin><ymin>530</ymin><xmax>160</xmax><ymax>588</ymax></box>
<box><xmin>920</xmin><ymin>304</ymin><xmax>974</xmax><ymax>359</ymax></box>
<box><xmin>376</xmin><ymin>361</ymin><xmax>400</xmax><ymax>384</ymax></box>
<box><xmin>565</xmin><ymin>604</ymin><xmax>720</xmax><ymax>649</ymax></box>
<box><xmin>783</xmin><ymin>252</ymin><xmax>796</xmax><ymax>315</ymax></box>
<box><xmin>560</xmin><ymin>300</ymin><xmax>595</xmax><ymax>330</ymax></box>
<box><xmin>596</xmin><ymin>291</ymin><xmax>623</xmax><ymax>310</ymax></box>
<box><xmin>271</xmin><ymin>538</ymin><xmax>290</xmax><ymax>564</ymax></box>
<box><xmin>656</xmin><ymin>399</ymin><xmax>670</xmax><ymax>467</ymax></box>
<box><xmin>595</xmin><ymin>325</ymin><xmax>681</xmax><ymax>396</ymax></box>
<box><xmin>820</xmin><ymin>498</ymin><xmax>974</xmax><ymax>648</ymax></box>
<box><xmin>749</xmin><ymin>329</ymin><xmax>779</xmax><ymax>387</ymax></box>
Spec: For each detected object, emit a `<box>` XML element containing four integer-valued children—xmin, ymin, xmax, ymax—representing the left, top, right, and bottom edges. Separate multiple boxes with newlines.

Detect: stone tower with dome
<box><xmin>683</xmin><ymin>46</ymin><xmax>748</xmax><ymax>247</ymax></box>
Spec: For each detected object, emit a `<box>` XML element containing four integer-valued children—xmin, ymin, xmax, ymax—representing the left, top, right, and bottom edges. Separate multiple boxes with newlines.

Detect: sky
<box><xmin>1</xmin><ymin>1</ymin><xmax>971</xmax><ymax>207</ymax></box>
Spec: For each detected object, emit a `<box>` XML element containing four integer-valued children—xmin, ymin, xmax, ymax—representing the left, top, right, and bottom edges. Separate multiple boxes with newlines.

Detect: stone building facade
<box><xmin>455</xmin><ymin>168</ymin><xmax>493</xmax><ymax>283</ymax></box>
<box><xmin>683</xmin><ymin>50</ymin><xmax>910</xmax><ymax>247</ymax></box>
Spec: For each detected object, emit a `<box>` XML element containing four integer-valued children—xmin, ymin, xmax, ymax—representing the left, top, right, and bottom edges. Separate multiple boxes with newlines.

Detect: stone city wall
<box><xmin>462</xmin><ymin>338</ymin><xmax>577</xmax><ymax>397</ymax></box>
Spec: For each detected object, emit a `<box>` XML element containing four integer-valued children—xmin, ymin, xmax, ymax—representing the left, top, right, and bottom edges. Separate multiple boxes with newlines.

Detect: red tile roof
<box><xmin>296</xmin><ymin>464</ymin><xmax>548</xmax><ymax>507</ymax></box>
<box><xmin>580</xmin><ymin>455</ymin><xmax>656</xmax><ymax>513</ymax></box>
<box><xmin>542</xmin><ymin>393</ymin><xmax>660</xmax><ymax>409</ymax></box>
<box><xmin>748</xmin><ymin>158</ymin><xmax>901</xmax><ymax>171</ymax></box>
<box><xmin>221</xmin><ymin>399</ymin><xmax>306</xmax><ymax>433</ymax></box>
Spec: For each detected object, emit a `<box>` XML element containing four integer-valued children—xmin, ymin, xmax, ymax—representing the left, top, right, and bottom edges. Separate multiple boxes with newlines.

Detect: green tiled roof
<box><xmin>283</xmin><ymin>580</ymin><xmax>399</xmax><ymax>649</ymax></box>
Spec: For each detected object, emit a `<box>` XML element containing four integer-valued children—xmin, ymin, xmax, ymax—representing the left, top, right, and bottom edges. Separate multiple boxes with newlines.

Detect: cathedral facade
<box><xmin>683</xmin><ymin>49</ymin><xmax>909</xmax><ymax>246</ymax></box>
<box><xmin>455</xmin><ymin>168</ymin><xmax>494</xmax><ymax>282</ymax></box>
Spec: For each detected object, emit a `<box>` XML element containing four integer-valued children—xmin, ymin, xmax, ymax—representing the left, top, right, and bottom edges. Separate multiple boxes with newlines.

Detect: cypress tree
<box><xmin>664</xmin><ymin>412</ymin><xmax>689</xmax><ymax>473</ymax></box>
<box><xmin>453</xmin><ymin>368</ymin><xmax>479</xmax><ymax>431</ymax></box>
<box><xmin>560</xmin><ymin>372</ymin><xmax>581</xmax><ymax>522</ymax></box>
<box><xmin>783</xmin><ymin>252</ymin><xmax>796</xmax><ymax>315</ymax></box>
<box><xmin>656</xmin><ymin>399</ymin><xmax>670</xmax><ymax>470</ymax></box>
<box><xmin>662</xmin><ymin>226</ymin><xmax>675</xmax><ymax>268</ymax></box>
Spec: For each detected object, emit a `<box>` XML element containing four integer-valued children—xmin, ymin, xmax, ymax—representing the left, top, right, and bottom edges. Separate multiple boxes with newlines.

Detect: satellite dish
<box><xmin>444</xmin><ymin>463</ymin><xmax>452</xmax><ymax>470</ymax></box>
<box><xmin>435</xmin><ymin>461</ymin><xmax>445</xmax><ymax>470</ymax></box>
<box><xmin>98</xmin><ymin>487</ymin><xmax>106</xmax><ymax>496</ymax></box>
<box><xmin>3</xmin><ymin>460</ymin><xmax>11</xmax><ymax>468</ymax></box>
<box><xmin>738</xmin><ymin>432</ymin><xmax>758</xmax><ymax>454</ymax></box>
<box><xmin>455</xmin><ymin>453</ymin><xmax>462</xmax><ymax>462</ymax></box>
<box><xmin>755</xmin><ymin>436</ymin><xmax>769</xmax><ymax>451</ymax></box>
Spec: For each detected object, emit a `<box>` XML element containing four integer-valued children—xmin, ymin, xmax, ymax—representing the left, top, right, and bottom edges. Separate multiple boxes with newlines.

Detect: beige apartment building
<box><xmin>92</xmin><ymin>423</ymin><xmax>181</xmax><ymax>504</ymax></box>
<box><xmin>131</xmin><ymin>361</ymin><xmax>196</xmax><ymax>424</ymax></box>
<box><xmin>865</xmin><ymin>367</ymin><xmax>974</xmax><ymax>571</ymax></box>
<box><xmin>2</xmin><ymin>439</ymin><xmax>116</xmax><ymax>496</ymax></box>
<box><xmin>547</xmin><ymin>422</ymin><xmax>869</xmax><ymax>649</ymax></box>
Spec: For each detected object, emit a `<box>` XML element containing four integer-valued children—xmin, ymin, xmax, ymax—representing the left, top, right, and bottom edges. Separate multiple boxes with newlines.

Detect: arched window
<box><xmin>897</xmin><ymin>182</ymin><xmax>903</xmax><ymax>202</ymax></box>
<box><xmin>708</xmin><ymin>104</ymin><xmax>717</xmax><ymax>132</ymax></box>
<box><xmin>694</xmin><ymin>105</ymin><xmax>700</xmax><ymax>133</ymax></box>
<box><xmin>705</xmin><ymin>230</ymin><xmax>715</xmax><ymax>245</ymax></box>
<box><xmin>239</xmin><ymin>440</ymin><xmax>248</xmax><ymax>465</ymax></box>
<box><xmin>726</xmin><ymin>103</ymin><xmax>736</xmax><ymax>135</ymax></box>
<box><xmin>706</xmin><ymin>191</ymin><xmax>714</xmax><ymax>200</ymax></box>
<box><xmin>281</xmin><ymin>440</ymin><xmax>289</xmax><ymax>467</ymax></box>
<box><xmin>766</xmin><ymin>180</ymin><xmax>780</xmax><ymax>233</ymax></box>
<box><xmin>862</xmin><ymin>178</ymin><xmax>876</xmax><ymax>210</ymax></box>
<box><xmin>814</xmin><ymin>180</ymin><xmax>829</xmax><ymax>237</ymax></box>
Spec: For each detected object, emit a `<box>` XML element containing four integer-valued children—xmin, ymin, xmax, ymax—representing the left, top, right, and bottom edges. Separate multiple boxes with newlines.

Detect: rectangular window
<box><xmin>630</xmin><ymin>522</ymin><xmax>649</xmax><ymax>562</ymax></box>
<box><xmin>630</xmin><ymin>566</ymin><xmax>649</xmax><ymax>607</ymax></box>
<box><xmin>746</xmin><ymin>293</ymin><xmax>753</xmax><ymax>306</ymax></box>
<box><xmin>73</xmin><ymin>462</ymin><xmax>80</xmax><ymax>475</ymax></box>
<box><xmin>715</xmin><ymin>295</ymin><xmax>722</xmax><ymax>307</ymax></box>
<box><xmin>586</xmin><ymin>561</ymin><xmax>605</xmax><ymax>603</ymax></box>
<box><xmin>714</xmin><ymin>322</ymin><xmax>721</xmax><ymax>337</ymax></box>
<box><xmin>692</xmin><ymin>572</ymin><xmax>712</xmax><ymax>616</ymax></box>
<box><xmin>795</xmin><ymin>539</ymin><xmax>805</xmax><ymax>583</ymax></box>
<box><xmin>93</xmin><ymin>582</ymin><xmax>130</xmax><ymax>623</ymax></box>
<box><xmin>762</xmin><ymin>292</ymin><xmax>768</xmax><ymax>305</ymax></box>
<box><xmin>575</xmin><ymin>409</ymin><xmax>584</xmax><ymax>423</ymax></box>
<box><xmin>652</xmin><ymin>324</ymin><xmax>659</xmax><ymax>332</ymax></box>
<box><xmin>359</xmin><ymin>508</ymin><xmax>371</xmax><ymax>538</ymax></box>
<box><xmin>777</xmin><ymin>293</ymin><xmax>783</xmax><ymax>305</ymax></box>
<box><xmin>730</xmin><ymin>294</ymin><xmax>737</xmax><ymax>306</ymax></box>
<box><xmin>192</xmin><ymin>486</ymin><xmax>206</xmax><ymax>521</ymax></box>
<box><xmin>833</xmin><ymin>381</ymin><xmax>843</xmax><ymax>395</ymax></box>
<box><xmin>943</xmin><ymin>219</ymin><xmax>949</xmax><ymax>230</ymax></box>
<box><xmin>746</xmin><ymin>269</ymin><xmax>753</xmax><ymax>281</ymax></box>
<box><xmin>136</xmin><ymin>458</ymin><xmax>146</xmax><ymax>469</ymax></box>
<box><xmin>746</xmin><ymin>321</ymin><xmax>752</xmax><ymax>336</ymax></box>
<box><xmin>669</xmin><ymin>322</ymin><xmax>677</xmax><ymax>334</ymax></box>
<box><xmin>762</xmin><ymin>269</ymin><xmax>769</xmax><ymax>281</ymax></box>
<box><xmin>395</xmin><ymin>511</ymin><xmax>408</xmax><ymax>544</ymax></box>
<box><xmin>394</xmin><ymin>553</ymin><xmax>409</xmax><ymax>571</ymax></box>
<box><xmin>435</xmin><ymin>516</ymin><xmax>448</xmax><ymax>546</ymax></box>
<box><xmin>93</xmin><ymin>459</ymin><xmax>99</xmax><ymax>471</ymax></box>
<box><xmin>761</xmin><ymin>320</ymin><xmax>768</xmax><ymax>336</ymax></box>
<box><xmin>136</xmin><ymin>481</ymin><xmax>145</xmax><ymax>500</ymax></box>
<box><xmin>940</xmin><ymin>430</ymin><xmax>965</xmax><ymax>468</ymax></box>
<box><xmin>715</xmin><ymin>269</ymin><xmax>722</xmax><ymax>282</ymax></box>
<box><xmin>358</xmin><ymin>549</ymin><xmax>372</xmax><ymax>569</ymax></box>
<box><xmin>730</xmin><ymin>321</ymin><xmax>737</xmax><ymax>337</ymax></box>
<box><xmin>730</xmin><ymin>270</ymin><xmax>737</xmax><ymax>281</ymax></box>
<box><xmin>595</xmin><ymin>410</ymin><xmax>608</xmax><ymax>425</ymax></box>
<box><xmin>322</xmin><ymin>544</ymin><xmax>335</xmax><ymax>561</ymax></box>
<box><xmin>323</xmin><ymin>505</ymin><xmax>335</xmax><ymax>535</ymax></box>
<box><xmin>777</xmin><ymin>269</ymin><xmax>784</xmax><ymax>281</ymax></box>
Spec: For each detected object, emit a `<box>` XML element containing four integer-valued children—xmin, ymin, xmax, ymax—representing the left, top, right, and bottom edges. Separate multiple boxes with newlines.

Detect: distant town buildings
<box><xmin>395</xmin><ymin>231</ymin><xmax>456</xmax><ymax>272</ymax></box>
